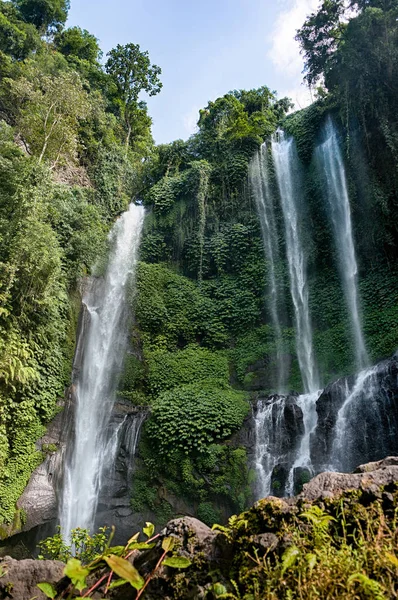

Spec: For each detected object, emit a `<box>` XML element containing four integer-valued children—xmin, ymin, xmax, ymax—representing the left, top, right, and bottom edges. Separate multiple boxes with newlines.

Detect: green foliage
<box><xmin>11</xmin><ymin>0</ymin><xmax>69</xmax><ymax>33</ymax></box>
<box><xmin>146</xmin><ymin>345</ymin><xmax>229</xmax><ymax>395</ymax></box>
<box><xmin>0</xmin><ymin>6</ymin><xmax>160</xmax><ymax>527</ymax></box>
<box><xmin>38</xmin><ymin>526</ymin><xmax>110</xmax><ymax>563</ymax></box>
<box><xmin>54</xmin><ymin>26</ymin><xmax>101</xmax><ymax>63</ymax></box>
<box><xmin>37</xmin><ymin>522</ymin><xmax>191</xmax><ymax>598</ymax></box>
<box><xmin>146</xmin><ymin>384</ymin><xmax>248</xmax><ymax>458</ymax></box>
<box><xmin>210</xmin><ymin>488</ymin><xmax>398</xmax><ymax>600</ymax></box>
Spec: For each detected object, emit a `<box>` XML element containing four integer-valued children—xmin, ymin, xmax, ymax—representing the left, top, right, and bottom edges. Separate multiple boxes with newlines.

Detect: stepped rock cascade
<box><xmin>316</xmin><ymin>116</ymin><xmax>368</xmax><ymax>369</ymax></box>
<box><xmin>311</xmin><ymin>355</ymin><xmax>398</xmax><ymax>474</ymax></box>
<box><xmin>254</xmin><ymin>395</ymin><xmax>305</xmax><ymax>498</ymax></box>
<box><xmin>249</xmin><ymin>144</ymin><xmax>287</xmax><ymax>393</ymax></box>
<box><xmin>60</xmin><ymin>203</ymin><xmax>145</xmax><ymax>541</ymax></box>
<box><xmin>271</xmin><ymin>131</ymin><xmax>319</xmax><ymax>394</ymax></box>
<box><xmin>286</xmin><ymin>391</ymin><xmax>319</xmax><ymax>495</ymax></box>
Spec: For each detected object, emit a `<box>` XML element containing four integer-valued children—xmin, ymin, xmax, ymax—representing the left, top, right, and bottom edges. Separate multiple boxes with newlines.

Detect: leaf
<box><xmin>143</xmin><ymin>522</ymin><xmax>155</xmax><ymax>539</ymax></box>
<box><xmin>385</xmin><ymin>552</ymin><xmax>398</xmax><ymax>568</ymax></box>
<box><xmin>212</xmin><ymin>582</ymin><xmax>228</xmax><ymax>597</ymax></box>
<box><xmin>127</xmin><ymin>542</ymin><xmax>155</xmax><ymax>551</ymax></box>
<box><xmin>161</xmin><ymin>536</ymin><xmax>175</xmax><ymax>552</ymax></box>
<box><xmin>108</xmin><ymin>578</ymin><xmax>128</xmax><ymax>589</ymax></box>
<box><xmin>281</xmin><ymin>545</ymin><xmax>300</xmax><ymax>574</ymax></box>
<box><xmin>305</xmin><ymin>552</ymin><xmax>317</xmax><ymax>572</ymax></box>
<box><xmin>37</xmin><ymin>583</ymin><xmax>57</xmax><ymax>598</ymax></box>
<box><xmin>104</xmin><ymin>545</ymin><xmax>125</xmax><ymax>556</ymax></box>
<box><xmin>126</xmin><ymin>532</ymin><xmax>140</xmax><ymax>545</ymax></box>
<box><xmin>163</xmin><ymin>556</ymin><xmax>191</xmax><ymax>568</ymax></box>
<box><xmin>64</xmin><ymin>558</ymin><xmax>90</xmax><ymax>592</ymax></box>
<box><xmin>104</xmin><ymin>555</ymin><xmax>144</xmax><ymax>590</ymax></box>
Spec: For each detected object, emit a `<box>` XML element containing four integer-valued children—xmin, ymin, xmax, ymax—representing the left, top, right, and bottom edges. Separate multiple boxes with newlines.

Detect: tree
<box><xmin>12</xmin><ymin>0</ymin><xmax>69</xmax><ymax>33</ymax></box>
<box><xmin>0</xmin><ymin>1</ymin><xmax>41</xmax><ymax>60</ymax></box>
<box><xmin>7</xmin><ymin>69</ymin><xmax>90</xmax><ymax>167</ymax></box>
<box><xmin>105</xmin><ymin>43</ymin><xmax>162</xmax><ymax>149</ymax></box>
<box><xmin>295</xmin><ymin>0</ymin><xmax>346</xmax><ymax>87</ymax></box>
<box><xmin>54</xmin><ymin>26</ymin><xmax>101</xmax><ymax>63</ymax></box>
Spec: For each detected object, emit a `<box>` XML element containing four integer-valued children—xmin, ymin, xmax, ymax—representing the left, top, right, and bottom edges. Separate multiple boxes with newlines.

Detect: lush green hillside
<box><xmin>0</xmin><ymin>0</ymin><xmax>397</xmax><ymax>535</ymax></box>
<box><xmin>0</xmin><ymin>0</ymin><xmax>160</xmax><ymax>526</ymax></box>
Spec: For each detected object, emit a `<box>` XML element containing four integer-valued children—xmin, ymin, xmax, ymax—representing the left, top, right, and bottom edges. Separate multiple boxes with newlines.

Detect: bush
<box><xmin>146</xmin><ymin>383</ymin><xmax>249</xmax><ymax>458</ymax></box>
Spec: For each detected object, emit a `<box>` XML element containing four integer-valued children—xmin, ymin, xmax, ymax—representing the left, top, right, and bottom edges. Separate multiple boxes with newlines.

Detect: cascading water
<box><xmin>254</xmin><ymin>395</ymin><xmax>304</xmax><ymax>498</ymax></box>
<box><xmin>328</xmin><ymin>362</ymin><xmax>398</xmax><ymax>472</ymax></box>
<box><xmin>249</xmin><ymin>144</ymin><xmax>286</xmax><ymax>393</ymax></box>
<box><xmin>253</xmin><ymin>133</ymin><xmax>320</xmax><ymax>500</ymax></box>
<box><xmin>60</xmin><ymin>203</ymin><xmax>145</xmax><ymax>541</ymax></box>
<box><xmin>316</xmin><ymin>116</ymin><xmax>368</xmax><ymax>369</ymax></box>
<box><xmin>285</xmin><ymin>391</ymin><xmax>319</xmax><ymax>495</ymax></box>
<box><xmin>271</xmin><ymin>131</ymin><xmax>319</xmax><ymax>394</ymax></box>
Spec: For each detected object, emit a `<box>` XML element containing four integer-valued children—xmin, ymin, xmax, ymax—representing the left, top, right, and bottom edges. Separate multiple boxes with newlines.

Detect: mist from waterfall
<box><xmin>316</xmin><ymin>116</ymin><xmax>368</xmax><ymax>369</ymax></box>
<box><xmin>249</xmin><ymin>144</ymin><xmax>287</xmax><ymax>393</ymax></box>
<box><xmin>272</xmin><ymin>131</ymin><xmax>319</xmax><ymax>394</ymax></box>
<box><xmin>60</xmin><ymin>203</ymin><xmax>145</xmax><ymax>541</ymax></box>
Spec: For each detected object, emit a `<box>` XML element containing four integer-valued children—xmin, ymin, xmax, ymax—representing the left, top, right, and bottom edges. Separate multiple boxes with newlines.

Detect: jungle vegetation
<box><xmin>0</xmin><ymin>0</ymin><xmax>397</xmax><ymax>546</ymax></box>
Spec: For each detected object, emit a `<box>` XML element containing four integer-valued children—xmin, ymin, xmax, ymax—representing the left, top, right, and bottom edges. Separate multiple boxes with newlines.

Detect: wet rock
<box><xmin>311</xmin><ymin>355</ymin><xmax>398</xmax><ymax>472</ymax></box>
<box><xmin>271</xmin><ymin>464</ymin><xmax>289</xmax><ymax>497</ymax></box>
<box><xmin>300</xmin><ymin>463</ymin><xmax>398</xmax><ymax>501</ymax></box>
<box><xmin>0</xmin><ymin>556</ymin><xmax>65</xmax><ymax>600</ymax></box>
<box><xmin>293</xmin><ymin>466</ymin><xmax>311</xmax><ymax>494</ymax></box>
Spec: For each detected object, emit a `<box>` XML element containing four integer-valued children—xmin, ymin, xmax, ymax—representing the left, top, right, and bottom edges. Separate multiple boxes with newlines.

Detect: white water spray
<box><xmin>60</xmin><ymin>204</ymin><xmax>145</xmax><ymax>540</ymax></box>
<box><xmin>249</xmin><ymin>144</ymin><xmax>286</xmax><ymax>393</ymax></box>
<box><xmin>316</xmin><ymin>117</ymin><xmax>368</xmax><ymax>369</ymax></box>
<box><xmin>272</xmin><ymin>132</ymin><xmax>319</xmax><ymax>394</ymax></box>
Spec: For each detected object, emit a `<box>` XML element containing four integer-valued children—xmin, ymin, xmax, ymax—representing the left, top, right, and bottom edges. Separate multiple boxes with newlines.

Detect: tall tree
<box><xmin>105</xmin><ymin>43</ymin><xmax>162</xmax><ymax>149</ymax></box>
<box><xmin>54</xmin><ymin>26</ymin><xmax>101</xmax><ymax>63</ymax></box>
<box><xmin>12</xmin><ymin>0</ymin><xmax>69</xmax><ymax>33</ymax></box>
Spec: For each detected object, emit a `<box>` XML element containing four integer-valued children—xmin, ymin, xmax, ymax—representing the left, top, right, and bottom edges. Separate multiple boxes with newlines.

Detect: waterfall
<box><xmin>249</xmin><ymin>144</ymin><xmax>287</xmax><ymax>393</ymax></box>
<box><xmin>272</xmin><ymin>131</ymin><xmax>319</xmax><ymax>394</ymax></box>
<box><xmin>316</xmin><ymin>116</ymin><xmax>368</xmax><ymax>369</ymax></box>
<box><xmin>285</xmin><ymin>391</ymin><xmax>319</xmax><ymax>495</ymax></box>
<box><xmin>328</xmin><ymin>363</ymin><xmax>397</xmax><ymax>472</ymax></box>
<box><xmin>254</xmin><ymin>394</ymin><xmax>306</xmax><ymax>498</ymax></box>
<box><xmin>60</xmin><ymin>203</ymin><xmax>145</xmax><ymax>541</ymax></box>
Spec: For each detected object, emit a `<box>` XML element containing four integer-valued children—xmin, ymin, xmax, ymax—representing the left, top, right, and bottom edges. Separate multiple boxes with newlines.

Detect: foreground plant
<box><xmin>37</xmin><ymin>522</ymin><xmax>191</xmax><ymax>599</ymax></box>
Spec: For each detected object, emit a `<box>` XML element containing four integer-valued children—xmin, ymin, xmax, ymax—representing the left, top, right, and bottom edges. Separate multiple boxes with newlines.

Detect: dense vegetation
<box><xmin>123</xmin><ymin>0</ymin><xmax>398</xmax><ymax>525</ymax></box>
<box><xmin>0</xmin><ymin>0</ymin><xmax>161</xmax><ymax>527</ymax></box>
<box><xmin>0</xmin><ymin>0</ymin><xmax>398</xmax><ymax>542</ymax></box>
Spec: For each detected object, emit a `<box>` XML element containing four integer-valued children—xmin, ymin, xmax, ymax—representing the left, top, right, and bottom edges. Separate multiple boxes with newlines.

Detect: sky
<box><xmin>67</xmin><ymin>0</ymin><xmax>320</xmax><ymax>144</ymax></box>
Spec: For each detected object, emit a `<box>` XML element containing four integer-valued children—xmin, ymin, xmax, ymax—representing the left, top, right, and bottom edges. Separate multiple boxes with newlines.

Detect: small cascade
<box><xmin>316</xmin><ymin>116</ymin><xmax>368</xmax><ymax>369</ymax></box>
<box><xmin>249</xmin><ymin>144</ymin><xmax>287</xmax><ymax>393</ymax></box>
<box><xmin>286</xmin><ymin>391</ymin><xmax>319</xmax><ymax>495</ymax></box>
<box><xmin>60</xmin><ymin>204</ymin><xmax>145</xmax><ymax>541</ymax></box>
<box><xmin>329</xmin><ymin>364</ymin><xmax>396</xmax><ymax>472</ymax></box>
<box><xmin>272</xmin><ymin>131</ymin><xmax>319</xmax><ymax>394</ymax></box>
<box><xmin>254</xmin><ymin>395</ymin><xmax>305</xmax><ymax>498</ymax></box>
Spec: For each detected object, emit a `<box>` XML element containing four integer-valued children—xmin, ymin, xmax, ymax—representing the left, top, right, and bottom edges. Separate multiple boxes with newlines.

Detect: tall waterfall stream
<box><xmin>251</xmin><ymin>123</ymin><xmax>382</xmax><ymax>500</ymax></box>
<box><xmin>60</xmin><ymin>203</ymin><xmax>145</xmax><ymax>540</ymax></box>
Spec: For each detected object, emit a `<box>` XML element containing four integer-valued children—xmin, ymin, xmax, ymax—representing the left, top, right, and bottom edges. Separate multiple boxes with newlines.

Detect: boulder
<box><xmin>0</xmin><ymin>556</ymin><xmax>65</xmax><ymax>600</ymax></box>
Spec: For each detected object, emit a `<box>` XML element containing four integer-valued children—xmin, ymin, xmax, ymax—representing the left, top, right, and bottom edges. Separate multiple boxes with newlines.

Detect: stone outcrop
<box><xmin>299</xmin><ymin>456</ymin><xmax>398</xmax><ymax>501</ymax></box>
<box><xmin>2</xmin><ymin>458</ymin><xmax>398</xmax><ymax>600</ymax></box>
<box><xmin>0</xmin><ymin>556</ymin><xmax>64</xmax><ymax>600</ymax></box>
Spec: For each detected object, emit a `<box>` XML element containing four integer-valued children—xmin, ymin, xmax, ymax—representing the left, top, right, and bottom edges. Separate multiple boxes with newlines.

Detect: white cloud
<box><xmin>269</xmin><ymin>0</ymin><xmax>320</xmax><ymax>109</ymax></box>
<box><xmin>269</xmin><ymin>0</ymin><xmax>320</xmax><ymax>76</ymax></box>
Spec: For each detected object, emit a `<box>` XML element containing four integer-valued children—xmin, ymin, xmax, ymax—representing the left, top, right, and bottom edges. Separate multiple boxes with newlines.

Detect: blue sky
<box><xmin>67</xmin><ymin>0</ymin><xmax>319</xmax><ymax>144</ymax></box>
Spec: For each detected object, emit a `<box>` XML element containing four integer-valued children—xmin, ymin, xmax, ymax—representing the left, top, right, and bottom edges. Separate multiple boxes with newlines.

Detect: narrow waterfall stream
<box><xmin>316</xmin><ymin>116</ymin><xmax>368</xmax><ymax>369</ymax></box>
<box><xmin>249</xmin><ymin>144</ymin><xmax>286</xmax><ymax>393</ymax></box>
<box><xmin>272</xmin><ymin>132</ymin><xmax>319</xmax><ymax>394</ymax></box>
<box><xmin>60</xmin><ymin>203</ymin><xmax>145</xmax><ymax>541</ymax></box>
<box><xmin>252</xmin><ymin>133</ymin><xmax>321</xmax><ymax>500</ymax></box>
